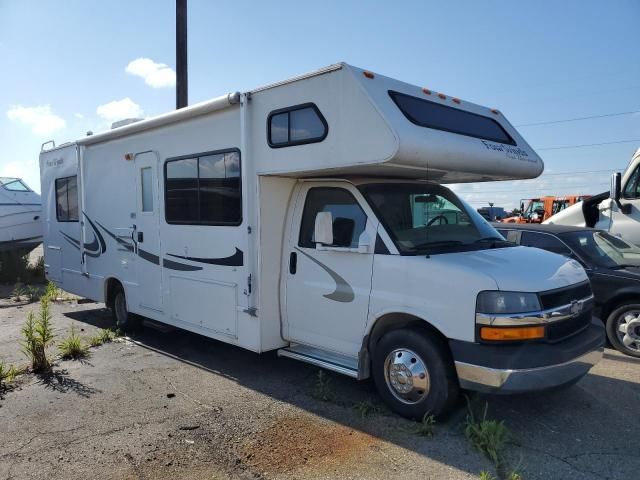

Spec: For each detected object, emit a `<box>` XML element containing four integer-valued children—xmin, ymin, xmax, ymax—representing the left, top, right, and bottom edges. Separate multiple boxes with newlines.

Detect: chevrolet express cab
<box><xmin>39</xmin><ymin>63</ymin><xmax>604</xmax><ymax>418</ymax></box>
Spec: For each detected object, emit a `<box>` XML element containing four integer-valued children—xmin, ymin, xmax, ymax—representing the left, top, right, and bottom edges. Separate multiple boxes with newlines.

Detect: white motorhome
<box><xmin>545</xmin><ymin>148</ymin><xmax>640</xmax><ymax>245</ymax></box>
<box><xmin>39</xmin><ymin>64</ymin><xmax>603</xmax><ymax>418</ymax></box>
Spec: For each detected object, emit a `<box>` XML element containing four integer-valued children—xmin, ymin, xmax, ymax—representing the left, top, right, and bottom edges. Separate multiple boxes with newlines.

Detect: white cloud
<box><xmin>6</xmin><ymin>105</ymin><xmax>66</xmax><ymax>136</ymax></box>
<box><xmin>96</xmin><ymin>98</ymin><xmax>143</xmax><ymax>123</ymax></box>
<box><xmin>125</xmin><ymin>57</ymin><xmax>176</xmax><ymax>88</ymax></box>
<box><xmin>74</xmin><ymin>112</ymin><xmax>84</xmax><ymax>119</ymax></box>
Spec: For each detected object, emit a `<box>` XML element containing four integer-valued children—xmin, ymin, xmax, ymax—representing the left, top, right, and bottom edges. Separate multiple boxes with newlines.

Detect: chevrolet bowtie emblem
<box><xmin>570</xmin><ymin>300</ymin><xmax>583</xmax><ymax>315</ymax></box>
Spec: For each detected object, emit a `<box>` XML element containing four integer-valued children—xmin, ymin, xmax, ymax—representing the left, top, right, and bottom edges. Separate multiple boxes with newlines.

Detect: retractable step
<box><xmin>278</xmin><ymin>344</ymin><xmax>359</xmax><ymax>378</ymax></box>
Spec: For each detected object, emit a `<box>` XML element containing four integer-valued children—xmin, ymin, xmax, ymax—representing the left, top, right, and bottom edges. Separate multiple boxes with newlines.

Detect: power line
<box><xmin>536</xmin><ymin>139</ymin><xmax>640</xmax><ymax>151</ymax></box>
<box><xmin>516</xmin><ymin>110</ymin><xmax>640</xmax><ymax>127</ymax></box>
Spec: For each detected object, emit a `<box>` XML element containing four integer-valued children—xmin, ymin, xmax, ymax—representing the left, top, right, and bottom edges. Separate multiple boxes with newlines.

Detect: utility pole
<box><xmin>176</xmin><ymin>0</ymin><xmax>188</xmax><ymax>109</ymax></box>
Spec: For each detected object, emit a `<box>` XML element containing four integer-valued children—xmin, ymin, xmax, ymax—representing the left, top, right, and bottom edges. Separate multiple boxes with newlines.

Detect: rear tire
<box><xmin>112</xmin><ymin>285</ymin><xmax>141</xmax><ymax>332</ymax></box>
<box><xmin>606</xmin><ymin>303</ymin><xmax>640</xmax><ymax>358</ymax></box>
<box><xmin>372</xmin><ymin>328</ymin><xmax>459</xmax><ymax>419</ymax></box>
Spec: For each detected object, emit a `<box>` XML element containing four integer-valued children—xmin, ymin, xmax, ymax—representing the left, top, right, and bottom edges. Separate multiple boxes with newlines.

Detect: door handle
<box><xmin>289</xmin><ymin>252</ymin><xmax>297</xmax><ymax>274</ymax></box>
<box><xmin>137</xmin><ymin>232</ymin><xmax>144</xmax><ymax>243</ymax></box>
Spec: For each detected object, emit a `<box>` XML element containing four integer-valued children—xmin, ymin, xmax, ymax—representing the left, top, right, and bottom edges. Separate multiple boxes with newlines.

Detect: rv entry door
<box><xmin>133</xmin><ymin>151</ymin><xmax>163</xmax><ymax>313</ymax></box>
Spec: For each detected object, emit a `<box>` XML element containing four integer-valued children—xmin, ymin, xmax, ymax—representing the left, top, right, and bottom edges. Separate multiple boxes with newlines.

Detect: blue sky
<box><xmin>1</xmin><ymin>0</ymin><xmax>639</xmax><ymax>209</ymax></box>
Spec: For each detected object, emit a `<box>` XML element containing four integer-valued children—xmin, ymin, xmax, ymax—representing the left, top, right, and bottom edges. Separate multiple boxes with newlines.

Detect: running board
<box><xmin>278</xmin><ymin>344</ymin><xmax>359</xmax><ymax>378</ymax></box>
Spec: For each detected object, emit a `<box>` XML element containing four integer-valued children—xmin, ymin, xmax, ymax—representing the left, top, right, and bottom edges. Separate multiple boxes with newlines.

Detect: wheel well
<box><xmin>600</xmin><ymin>293</ymin><xmax>640</xmax><ymax>322</ymax></box>
<box><xmin>104</xmin><ymin>278</ymin><xmax>123</xmax><ymax>309</ymax></box>
<box><xmin>366</xmin><ymin>313</ymin><xmax>452</xmax><ymax>361</ymax></box>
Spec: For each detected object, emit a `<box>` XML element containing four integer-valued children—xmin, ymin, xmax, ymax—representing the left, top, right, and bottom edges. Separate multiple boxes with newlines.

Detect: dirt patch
<box><xmin>238</xmin><ymin>415</ymin><xmax>379</xmax><ymax>476</ymax></box>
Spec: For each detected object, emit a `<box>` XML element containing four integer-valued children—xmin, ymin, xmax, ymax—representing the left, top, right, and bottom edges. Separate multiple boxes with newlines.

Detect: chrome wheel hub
<box><xmin>618</xmin><ymin>311</ymin><xmax>640</xmax><ymax>352</ymax></box>
<box><xmin>384</xmin><ymin>348</ymin><xmax>430</xmax><ymax>404</ymax></box>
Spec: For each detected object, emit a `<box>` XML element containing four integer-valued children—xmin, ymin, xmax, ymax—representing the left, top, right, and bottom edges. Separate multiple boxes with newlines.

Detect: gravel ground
<box><xmin>0</xmin><ymin>287</ymin><xmax>638</xmax><ymax>480</ymax></box>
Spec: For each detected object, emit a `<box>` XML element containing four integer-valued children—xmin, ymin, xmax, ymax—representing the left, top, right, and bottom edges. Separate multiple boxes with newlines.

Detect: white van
<box><xmin>39</xmin><ymin>63</ymin><xmax>604</xmax><ymax>418</ymax></box>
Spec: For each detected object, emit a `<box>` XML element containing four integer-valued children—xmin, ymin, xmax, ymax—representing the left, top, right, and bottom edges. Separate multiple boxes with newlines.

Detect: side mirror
<box><xmin>610</xmin><ymin>172</ymin><xmax>621</xmax><ymax>202</ymax></box>
<box><xmin>610</xmin><ymin>172</ymin><xmax>632</xmax><ymax>214</ymax></box>
<box><xmin>314</xmin><ymin>211</ymin><xmax>333</xmax><ymax>246</ymax></box>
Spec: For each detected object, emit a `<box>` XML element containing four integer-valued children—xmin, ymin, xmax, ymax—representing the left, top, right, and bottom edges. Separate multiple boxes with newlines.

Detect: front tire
<box><xmin>112</xmin><ymin>285</ymin><xmax>141</xmax><ymax>332</ymax></box>
<box><xmin>606</xmin><ymin>303</ymin><xmax>640</xmax><ymax>358</ymax></box>
<box><xmin>372</xmin><ymin>329</ymin><xmax>459</xmax><ymax>419</ymax></box>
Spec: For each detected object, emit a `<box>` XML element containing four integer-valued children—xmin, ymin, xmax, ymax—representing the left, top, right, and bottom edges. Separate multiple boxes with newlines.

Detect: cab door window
<box><xmin>623</xmin><ymin>166</ymin><xmax>640</xmax><ymax>199</ymax></box>
<box><xmin>299</xmin><ymin>188</ymin><xmax>367</xmax><ymax>248</ymax></box>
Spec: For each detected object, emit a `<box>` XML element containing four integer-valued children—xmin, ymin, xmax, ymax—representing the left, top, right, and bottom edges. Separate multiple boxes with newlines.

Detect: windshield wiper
<box><xmin>473</xmin><ymin>237</ymin><xmax>514</xmax><ymax>248</ymax></box>
<box><xmin>611</xmin><ymin>264</ymin><xmax>640</xmax><ymax>270</ymax></box>
<box><xmin>411</xmin><ymin>240</ymin><xmax>464</xmax><ymax>250</ymax></box>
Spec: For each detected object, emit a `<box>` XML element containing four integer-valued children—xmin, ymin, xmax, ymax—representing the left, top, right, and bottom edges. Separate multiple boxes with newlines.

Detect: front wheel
<box><xmin>606</xmin><ymin>303</ymin><xmax>640</xmax><ymax>358</ymax></box>
<box><xmin>372</xmin><ymin>329</ymin><xmax>459</xmax><ymax>419</ymax></box>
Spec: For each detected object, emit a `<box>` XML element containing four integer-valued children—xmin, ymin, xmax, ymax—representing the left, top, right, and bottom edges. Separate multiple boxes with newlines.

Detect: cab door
<box><xmin>133</xmin><ymin>151</ymin><xmax>163</xmax><ymax>313</ymax></box>
<box><xmin>284</xmin><ymin>183</ymin><xmax>377</xmax><ymax>356</ymax></box>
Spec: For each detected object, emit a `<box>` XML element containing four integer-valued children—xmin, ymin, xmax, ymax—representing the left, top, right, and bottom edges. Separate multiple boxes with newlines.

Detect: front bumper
<box><xmin>451</xmin><ymin>318</ymin><xmax>605</xmax><ymax>394</ymax></box>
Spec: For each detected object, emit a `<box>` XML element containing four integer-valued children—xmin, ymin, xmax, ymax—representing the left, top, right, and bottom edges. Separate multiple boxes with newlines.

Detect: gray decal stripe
<box><xmin>0</xmin><ymin>235</ymin><xmax>42</xmax><ymax>245</ymax></box>
<box><xmin>294</xmin><ymin>247</ymin><xmax>355</xmax><ymax>303</ymax></box>
<box><xmin>0</xmin><ymin>203</ymin><xmax>41</xmax><ymax>206</ymax></box>
<box><xmin>138</xmin><ymin>249</ymin><xmax>160</xmax><ymax>265</ymax></box>
<box><xmin>167</xmin><ymin>248</ymin><xmax>244</xmax><ymax>267</ymax></box>
<box><xmin>60</xmin><ymin>231</ymin><xmax>80</xmax><ymax>249</ymax></box>
<box><xmin>162</xmin><ymin>258</ymin><xmax>203</xmax><ymax>271</ymax></box>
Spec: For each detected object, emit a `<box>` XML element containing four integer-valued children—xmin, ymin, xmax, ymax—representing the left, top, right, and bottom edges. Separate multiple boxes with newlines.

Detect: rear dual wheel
<box><xmin>372</xmin><ymin>329</ymin><xmax>459</xmax><ymax>419</ymax></box>
<box><xmin>111</xmin><ymin>285</ymin><xmax>141</xmax><ymax>332</ymax></box>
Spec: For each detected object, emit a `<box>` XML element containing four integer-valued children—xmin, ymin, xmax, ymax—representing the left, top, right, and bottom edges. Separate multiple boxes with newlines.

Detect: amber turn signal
<box><xmin>480</xmin><ymin>326</ymin><xmax>544</xmax><ymax>341</ymax></box>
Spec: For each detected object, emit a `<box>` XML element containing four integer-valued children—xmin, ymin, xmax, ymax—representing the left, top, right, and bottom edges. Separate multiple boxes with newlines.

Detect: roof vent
<box><xmin>111</xmin><ymin>118</ymin><xmax>143</xmax><ymax>129</ymax></box>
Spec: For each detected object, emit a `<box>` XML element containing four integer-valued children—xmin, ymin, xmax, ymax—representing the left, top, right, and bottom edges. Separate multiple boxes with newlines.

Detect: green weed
<box><xmin>12</xmin><ymin>283</ymin><xmax>27</xmax><ymax>302</ymax></box>
<box><xmin>58</xmin><ymin>324</ymin><xmax>89</xmax><ymax>360</ymax></box>
<box><xmin>479</xmin><ymin>472</ymin><xmax>496</xmax><ymax>480</ymax></box>
<box><xmin>311</xmin><ymin>370</ymin><xmax>338</xmax><ymax>402</ymax></box>
<box><xmin>465</xmin><ymin>402</ymin><xmax>509</xmax><ymax>470</ymax></box>
<box><xmin>0</xmin><ymin>362</ymin><xmax>19</xmax><ymax>385</ymax></box>
<box><xmin>352</xmin><ymin>400</ymin><xmax>384</xmax><ymax>419</ymax></box>
<box><xmin>89</xmin><ymin>328</ymin><xmax>116</xmax><ymax>347</ymax></box>
<box><xmin>44</xmin><ymin>280</ymin><xmax>61</xmax><ymax>302</ymax></box>
<box><xmin>402</xmin><ymin>412</ymin><xmax>436</xmax><ymax>437</ymax></box>
<box><xmin>21</xmin><ymin>298</ymin><xmax>55</xmax><ymax>373</ymax></box>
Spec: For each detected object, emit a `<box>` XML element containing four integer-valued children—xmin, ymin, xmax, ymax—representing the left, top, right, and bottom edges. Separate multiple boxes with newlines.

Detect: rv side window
<box><xmin>141</xmin><ymin>167</ymin><xmax>153</xmax><ymax>212</ymax></box>
<box><xmin>388</xmin><ymin>90</ymin><xmax>516</xmax><ymax>145</ymax></box>
<box><xmin>299</xmin><ymin>188</ymin><xmax>367</xmax><ymax>248</ymax></box>
<box><xmin>165</xmin><ymin>149</ymin><xmax>241</xmax><ymax>225</ymax></box>
<box><xmin>55</xmin><ymin>176</ymin><xmax>79</xmax><ymax>222</ymax></box>
<box><xmin>268</xmin><ymin>103</ymin><xmax>328</xmax><ymax>148</ymax></box>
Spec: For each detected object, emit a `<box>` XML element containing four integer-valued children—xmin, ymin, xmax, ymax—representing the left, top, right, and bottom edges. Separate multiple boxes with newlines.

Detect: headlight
<box><xmin>476</xmin><ymin>291</ymin><xmax>541</xmax><ymax>315</ymax></box>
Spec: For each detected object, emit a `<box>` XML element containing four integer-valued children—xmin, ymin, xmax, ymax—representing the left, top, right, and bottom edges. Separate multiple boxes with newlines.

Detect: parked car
<box><xmin>494</xmin><ymin>223</ymin><xmax>640</xmax><ymax>357</ymax></box>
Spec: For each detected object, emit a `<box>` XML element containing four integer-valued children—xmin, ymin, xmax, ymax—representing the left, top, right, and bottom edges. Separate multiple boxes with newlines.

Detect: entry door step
<box><xmin>278</xmin><ymin>344</ymin><xmax>358</xmax><ymax>378</ymax></box>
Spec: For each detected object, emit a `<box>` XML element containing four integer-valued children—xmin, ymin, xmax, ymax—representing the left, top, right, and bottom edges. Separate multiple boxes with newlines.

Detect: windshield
<box><xmin>0</xmin><ymin>177</ymin><xmax>30</xmax><ymax>192</ymax></box>
<box><xmin>562</xmin><ymin>230</ymin><xmax>640</xmax><ymax>269</ymax></box>
<box><xmin>359</xmin><ymin>183</ymin><xmax>510</xmax><ymax>255</ymax></box>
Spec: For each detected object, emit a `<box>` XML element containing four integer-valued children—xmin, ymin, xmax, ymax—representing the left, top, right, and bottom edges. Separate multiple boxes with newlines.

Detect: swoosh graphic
<box><xmin>167</xmin><ymin>248</ymin><xmax>244</xmax><ymax>267</ymax></box>
<box><xmin>95</xmin><ymin>221</ymin><xmax>134</xmax><ymax>252</ymax></box>
<box><xmin>83</xmin><ymin>212</ymin><xmax>106</xmax><ymax>253</ymax></box>
<box><xmin>294</xmin><ymin>247</ymin><xmax>354</xmax><ymax>303</ymax></box>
